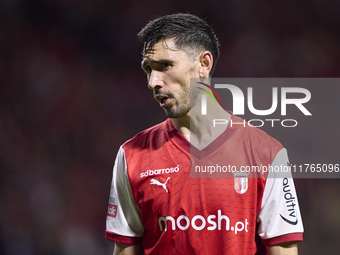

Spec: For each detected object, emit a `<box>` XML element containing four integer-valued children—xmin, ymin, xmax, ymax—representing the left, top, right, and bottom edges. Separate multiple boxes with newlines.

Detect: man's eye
<box><xmin>162</xmin><ymin>63</ymin><xmax>170</xmax><ymax>69</ymax></box>
<box><xmin>145</xmin><ymin>66</ymin><xmax>151</xmax><ymax>74</ymax></box>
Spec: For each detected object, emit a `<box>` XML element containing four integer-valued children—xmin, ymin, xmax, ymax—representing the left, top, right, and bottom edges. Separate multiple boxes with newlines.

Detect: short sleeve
<box><xmin>257</xmin><ymin>148</ymin><xmax>304</xmax><ymax>246</ymax></box>
<box><xmin>105</xmin><ymin>146</ymin><xmax>144</xmax><ymax>244</ymax></box>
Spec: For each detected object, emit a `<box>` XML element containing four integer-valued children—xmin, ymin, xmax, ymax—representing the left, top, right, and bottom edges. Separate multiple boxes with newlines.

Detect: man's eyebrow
<box><xmin>141</xmin><ymin>59</ymin><xmax>174</xmax><ymax>69</ymax></box>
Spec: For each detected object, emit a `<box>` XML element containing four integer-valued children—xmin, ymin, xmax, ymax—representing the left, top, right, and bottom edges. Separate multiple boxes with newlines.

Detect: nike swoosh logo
<box><xmin>280</xmin><ymin>214</ymin><xmax>298</xmax><ymax>225</ymax></box>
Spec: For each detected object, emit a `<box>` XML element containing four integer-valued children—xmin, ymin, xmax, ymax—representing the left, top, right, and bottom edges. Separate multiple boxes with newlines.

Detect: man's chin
<box><xmin>164</xmin><ymin>108</ymin><xmax>188</xmax><ymax>119</ymax></box>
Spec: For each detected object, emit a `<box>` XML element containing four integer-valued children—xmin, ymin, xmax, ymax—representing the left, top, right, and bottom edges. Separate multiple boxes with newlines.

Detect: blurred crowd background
<box><xmin>1</xmin><ymin>0</ymin><xmax>340</xmax><ymax>254</ymax></box>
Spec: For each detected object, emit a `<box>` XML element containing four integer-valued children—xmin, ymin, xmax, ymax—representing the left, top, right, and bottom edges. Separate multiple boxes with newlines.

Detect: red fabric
<box><xmin>105</xmin><ymin>230</ymin><xmax>142</xmax><ymax>245</ymax></box>
<box><xmin>262</xmin><ymin>233</ymin><xmax>303</xmax><ymax>246</ymax></box>
<box><xmin>107</xmin><ymin>113</ymin><xmax>303</xmax><ymax>254</ymax></box>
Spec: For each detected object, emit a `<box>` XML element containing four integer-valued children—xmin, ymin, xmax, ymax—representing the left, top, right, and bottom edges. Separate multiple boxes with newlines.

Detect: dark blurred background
<box><xmin>1</xmin><ymin>0</ymin><xmax>340</xmax><ymax>254</ymax></box>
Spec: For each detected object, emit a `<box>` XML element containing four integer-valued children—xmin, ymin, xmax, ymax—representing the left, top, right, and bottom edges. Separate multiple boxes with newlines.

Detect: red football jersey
<box><xmin>105</xmin><ymin>114</ymin><xmax>303</xmax><ymax>254</ymax></box>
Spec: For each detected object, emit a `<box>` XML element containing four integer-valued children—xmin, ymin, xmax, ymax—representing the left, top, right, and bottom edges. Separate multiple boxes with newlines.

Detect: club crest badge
<box><xmin>233</xmin><ymin>171</ymin><xmax>250</xmax><ymax>194</ymax></box>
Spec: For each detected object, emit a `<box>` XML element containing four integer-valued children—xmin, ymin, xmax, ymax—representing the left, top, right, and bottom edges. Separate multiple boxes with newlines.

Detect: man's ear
<box><xmin>199</xmin><ymin>51</ymin><xmax>213</xmax><ymax>78</ymax></box>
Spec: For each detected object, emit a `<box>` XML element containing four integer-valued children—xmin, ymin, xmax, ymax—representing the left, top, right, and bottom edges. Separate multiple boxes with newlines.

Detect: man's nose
<box><xmin>148</xmin><ymin>70</ymin><xmax>163</xmax><ymax>91</ymax></box>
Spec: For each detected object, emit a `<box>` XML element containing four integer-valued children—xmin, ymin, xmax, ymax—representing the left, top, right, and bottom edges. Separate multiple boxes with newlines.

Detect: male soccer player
<box><xmin>105</xmin><ymin>14</ymin><xmax>303</xmax><ymax>255</ymax></box>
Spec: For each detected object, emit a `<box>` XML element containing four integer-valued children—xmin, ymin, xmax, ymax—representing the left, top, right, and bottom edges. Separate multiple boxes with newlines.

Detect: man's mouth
<box><xmin>158</xmin><ymin>96</ymin><xmax>168</xmax><ymax>104</ymax></box>
<box><xmin>155</xmin><ymin>95</ymin><xmax>170</xmax><ymax>107</ymax></box>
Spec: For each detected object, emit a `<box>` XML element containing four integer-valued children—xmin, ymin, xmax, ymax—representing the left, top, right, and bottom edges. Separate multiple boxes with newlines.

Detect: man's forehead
<box><xmin>144</xmin><ymin>38</ymin><xmax>176</xmax><ymax>54</ymax></box>
<box><xmin>142</xmin><ymin>39</ymin><xmax>184</xmax><ymax>60</ymax></box>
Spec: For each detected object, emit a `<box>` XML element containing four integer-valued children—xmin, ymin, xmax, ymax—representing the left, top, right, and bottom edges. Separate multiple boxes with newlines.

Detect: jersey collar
<box><xmin>167</xmin><ymin>113</ymin><xmax>236</xmax><ymax>159</ymax></box>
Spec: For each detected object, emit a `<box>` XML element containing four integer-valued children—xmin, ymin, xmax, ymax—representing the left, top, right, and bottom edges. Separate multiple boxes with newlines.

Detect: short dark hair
<box><xmin>137</xmin><ymin>13</ymin><xmax>220</xmax><ymax>76</ymax></box>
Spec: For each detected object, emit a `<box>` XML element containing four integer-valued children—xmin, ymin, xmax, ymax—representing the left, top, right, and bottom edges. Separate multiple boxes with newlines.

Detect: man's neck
<box><xmin>171</xmin><ymin>104</ymin><xmax>231</xmax><ymax>150</ymax></box>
